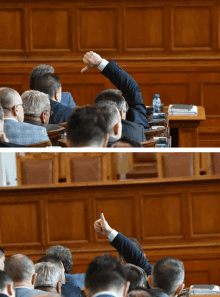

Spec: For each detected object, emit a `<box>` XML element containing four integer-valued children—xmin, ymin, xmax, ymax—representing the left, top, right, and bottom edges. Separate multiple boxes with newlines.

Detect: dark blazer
<box><xmin>122</xmin><ymin>119</ymin><xmax>146</xmax><ymax>142</ymax></box>
<box><xmin>102</xmin><ymin>60</ymin><xmax>150</xmax><ymax>130</ymax></box>
<box><xmin>110</xmin><ymin>232</ymin><xmax>152</xmax><ymax>276</ymax></box>
<box><xmin>24</xmin><ymin>119</ymin><xmax>62</xmax><ymax>132</ymax></box>
<box><xmin>61</xmin><ymin>92</ymin><xmax>77</xmax><ymax>108</ymax></box>
<box><xmin>49</xmin><ymin>100</ymin><xmax>73</xmax><ymax>124</ymax></box>
<box><xmin>71</xmin><ymin>273</ymin><xmax>85</xmax><ymax>289</ymax></box>
<box><xmin>62</xmin><ymin>273</ymin><xmax>82</xmax><ymax>297</ymax></box>
<box><xmin>15</xmin><ymin>287</ymin><xmax>45</xmax><ymax>297</ymax></box>
<box><xmin>150</xmin><ymin>288</ymin><xmax>170</xmax><ymax>297</ymax></box>
<box><xmin>0</xmin><ymin>139</ymin><xmax>25</xmax><ymax>147</ymax></box>
<box><xmin>0</xmin><ymin>294</ymin><xmax>9</xmax><ymax>297</ymax></box>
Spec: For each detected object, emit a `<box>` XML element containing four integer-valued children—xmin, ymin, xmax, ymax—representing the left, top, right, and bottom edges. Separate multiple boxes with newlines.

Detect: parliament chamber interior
<box><xmin>1</xmin><ymin>0</ymin><xmax>220</xmax><ymax>147</ymax></box>
<box><xmin>1</xmin><ymin>152</ymin><xmax>220</xmax><ymax>287</ymax></box>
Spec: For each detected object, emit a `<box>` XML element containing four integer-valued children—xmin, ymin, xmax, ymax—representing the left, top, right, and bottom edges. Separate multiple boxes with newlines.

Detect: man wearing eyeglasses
<box><xmin>0</xmin><ymin>87</ymin><xmax>50</xmax><ymax>146</ymax></box>
<box><xmin>21</xmin><ymin>90</ymin><xmax>62</xmax><ymax>132</ymax></box>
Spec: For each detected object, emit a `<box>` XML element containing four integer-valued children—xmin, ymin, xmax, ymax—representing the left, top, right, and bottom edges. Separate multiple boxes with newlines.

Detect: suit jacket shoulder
<box><xmin>122</xmin><ymin>119</ymin><xmax>146</xmax><ymax>142</ymax></box>
<box><xmin>50</xmin><ymin>100</ymin><xmax>73</xmax><ymax>124</ymax></box>
<box><xmin>62</xmin><ymin>273</ymin><xmax>82</xmax><ymax>297</ymax></box>
<box><xmin>110</xmin><ymin>232</ymin><xmax>152</xmax><ymax>275</ymax></box>
<box><xmin>15</xmin><ymin>288</ymin><xmax>45</xmax><ymax>297</ymax></box>
<box><xmin>24</xmin><ymin>119</ymin><xmax>62</xmax><ymax>132</ymax></box>
<box><xmin>4</xmin><ymin>119</ymin><xmax>49</xmax><ymax>146</ymax></box>
<box><xmin>101</xmin><ymin>60</ymin><xmax>149</xmax><ymax>130</ymax></box>
<box><xmin>61</xmin><ymin>92</ymin><xmax>77</xmax><ymax>108</ymax></box>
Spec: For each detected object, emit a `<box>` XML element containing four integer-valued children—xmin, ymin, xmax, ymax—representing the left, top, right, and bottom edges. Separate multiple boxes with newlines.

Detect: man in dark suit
<box><xmin>35</xmin><ymin>73</ymin><xmax>74</xmax><ymax>124</ymax></box>
<box><xmin>81</xmin><ymin>51</ymin><xmax>149</xmax><ymax>142</ymax></box>
<box><xmin>30</xmin><ymin>64</ymin><xmax>77</xmax><ymax>108</ymax></box>
<box><xmin>83</xmin><ymin>254</ymin><xmax>130</xmax><ymax>297</ymax></box>
<box><xmin>46</xmin><ymin>245</ymin><xmax>84</xmax><ymax>296</ymax></box>
<box><xmin>0</xmin><ymin>271</ymin><xmax>15</xmax><ymax>297</ymax></box>
<box><xmin>21</xmin><ymin>90</ymin><xmax>62</xmax><ymax>132</ymax></box>
<box><xmin>5</xmin><ymin>254</ymin><xmax>44</xmax><ymax>297</ymax></box>
<box><xmin>94</xmin><ymin>214</ymin><xmax>185</xmax><ymax>297</ymax></box>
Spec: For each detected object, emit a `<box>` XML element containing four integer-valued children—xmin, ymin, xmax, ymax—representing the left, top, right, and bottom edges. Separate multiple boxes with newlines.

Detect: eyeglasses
<box><xmin>45</xmin><ymin>110</ymin><xmax>53</xmax><ymax>116</ymax></box>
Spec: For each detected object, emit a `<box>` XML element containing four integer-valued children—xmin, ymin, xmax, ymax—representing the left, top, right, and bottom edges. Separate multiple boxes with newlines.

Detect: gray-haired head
<box><xmin>30</xmin><ymin>65</ymin><xmax>55</xmax><ymax>90</ymax></box>
<box><xmin>152</xmin><ymin>257</ymin><xmax>185</xmax><ymax>296</ymax></box>
<box><xmin>124</xmin><ymin>264</ymin><xmax>148</xmax><ymax>292</ymax></box>
<box><xmin>35</xmin><ymin>262</ymin><xmax>62</xmax><ymax>289</ymax></box>
<box><xmin>0</xmin><ymin>104</ymin><xmax>3</xmax><ymax>121</ymax></box>
<box><xmin>21</xmin><ymin>90</ymin><xmax>50</xmax><ymax>118</ymax></box>
<box><xmin>46</xmin><ymin>246</ymin><xmax>73</xmax><ymax>274</ymax></box>
<box><xmin>0</xmin><ymin>88</ymin><xmax>22</xmax><ymax>116</ymax></box>
<box><xmin>95</xmin><ymin>100</ymin><xmax>121</xmax><ymax>138</ymax></box>
<box><xmin>94</xmin><ymin>89</ymin><xmax>129</xmax><ymax>113</ymax></box>
<box><xmin>5</xmin><ymin>254</ymin><xmax>35</xmax><ymax>283</ymax></box>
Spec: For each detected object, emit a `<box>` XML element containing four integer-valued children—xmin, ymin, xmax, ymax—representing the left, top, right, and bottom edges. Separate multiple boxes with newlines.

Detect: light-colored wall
<box><xmin>0</xmin><ymin>153</ymin><xmax>17</xmax><ymax>187</ymax></box>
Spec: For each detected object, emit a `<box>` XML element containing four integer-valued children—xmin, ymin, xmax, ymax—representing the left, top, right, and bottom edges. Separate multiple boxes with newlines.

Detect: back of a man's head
<box><xmin>108</xmin><ymin>137</ymin><xmax>142</xmax><ymax>148</ymax></box>
<box><xmin>151</xmin><ymin>257</ymin><xmax>185</xmax><ymax>296</ymax></box>
<box><xmin>95</xmin><ymin>100</ymin><xmax>122</xmax><ymax>139</ymax></box>
<box><xmin>35</xmin><ymin>73</ymin><xmax>61</xmax><ymax>101</ymax></box>
<box><xmin>21</xmin><ymin>90</ymin><xmax>50</xmax><ymax>119</ymax></box>
<box><xmin>66</xmin><ymin>105</ymin><xmax>108</xmax><ymax>147</ymax></box>
<box><xmin>38</xmin><ymin>255</ymin><xmax>65</xmax><ymax>285</ymax></box>
<box><xmin>85</xmin><ymin>254</ymin><xmax>128</xmax><ymax>297</ymax></box>
<box><xmin>0</xmin><ymin>104</ymin><xmax>4</xmax><ymax>122</ymax></box>
<box><xmin>95</xmin><ymin>89</ymin><xmax>128</xmax><ymax>113</ymax></box>
<box><xmin>0</xmin><ymin>88</ymin><xmax>22</xmax><ymax>117</ymax></box>
<box><xmin>128</xmin><ymin>287</ymin><xmax>158</xmax><ymax>297</ymax></box>
<box><xmin>125</xmin><ymin>264</ymin><xmax>147</xmax><ymax>292</ymax></box>
<box><xmin>35</xmin><ymin>262</ymin><xmax>62</xmax><ymax>290</ymax></box>
<box><xmin>5</xmin><ymin>254</ymin><xmax>35</xmax><ymax>285</ymax></box>
<box><xmin>0</xmin><ymin>271</ymin><xmax>15</xmax><ymax>297</ymax></box>
<box><xmin>46</xmin><ymin>245</ymin><xmax>73</xmax><ymax>274</ymax></box>
<box><xmin>30</xmin><ymin>65</ymin><xmax>55</xmax><ymax>90</ymax></box>
<box><xmin>0</xmin><ymin>246</ymin><xmax>5</xmax><ymax>271</ymax></box>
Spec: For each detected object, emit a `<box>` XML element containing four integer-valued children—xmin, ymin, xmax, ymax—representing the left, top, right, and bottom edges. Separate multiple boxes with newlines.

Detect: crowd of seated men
<box><xmin>0</xmin><ymin>51</ymin><xmax>154</xmax><ymax>148</ymax></box>
<box><xmin>0</xmin><ymin>214</ymin><xmax>185</xmax><ymax>297</ymax></box>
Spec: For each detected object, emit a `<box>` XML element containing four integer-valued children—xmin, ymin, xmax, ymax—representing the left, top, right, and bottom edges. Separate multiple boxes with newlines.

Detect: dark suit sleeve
<box><xmin>101</xmin><ymin>60</ymin><xmax>150</xmax><ymax>130</ymax></box>
<box><xmin>67</xmin><ymin>93</ymin><xmax>77</xmax><ymax>108</ymax></box>
<box><xmin>110</xmin><ymin>232</ymin><xmax>152</xmax><ymax>275</ymax></box>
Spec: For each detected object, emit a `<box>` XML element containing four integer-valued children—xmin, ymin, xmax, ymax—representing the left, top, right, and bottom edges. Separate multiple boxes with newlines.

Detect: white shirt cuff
<box><xmin>97</xmin><ymin>59</ymin><xmax>109</xmax><ymax>71</ymax></box>
<box><xmin>107</xmin><ymin>229</ymin><xmax>118</xmax><ymax>242</ymax></box>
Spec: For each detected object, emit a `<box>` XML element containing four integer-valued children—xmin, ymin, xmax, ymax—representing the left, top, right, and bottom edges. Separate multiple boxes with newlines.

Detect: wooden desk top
<box><xmin>168</xmin><ymin>106</ymin><xmax>206</xmax><ymax>122</ymax></box>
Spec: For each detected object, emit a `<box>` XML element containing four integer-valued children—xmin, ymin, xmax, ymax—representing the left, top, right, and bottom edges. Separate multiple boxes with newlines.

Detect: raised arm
<box><xmin>94</xmin><ymin>213</ymin><xmax>152</xmax><ymax>276</ymax></box>
<box><xmin>81</xmin><ymin>52</ymin><xmax>149</xmax><ymax>130</ymax></box>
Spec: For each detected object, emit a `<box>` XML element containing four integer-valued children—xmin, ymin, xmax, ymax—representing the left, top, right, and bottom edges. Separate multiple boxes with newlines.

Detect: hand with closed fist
<box><xmin>81</xmin><ymin>51</ymin><xmax>103</xmax><ymax>73</ymax></box>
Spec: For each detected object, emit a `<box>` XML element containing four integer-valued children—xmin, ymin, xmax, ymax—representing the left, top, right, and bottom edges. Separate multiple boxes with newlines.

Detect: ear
<box><xmin>31</xmin><ymin>273</ymin><xmax>37</xmax><ymax>286</ymax></box>
<box><xmin>56</xmin><ymin>281</ymin><xmax>62</xmax><ymax>294</ymax></box>
<box><xmin>147</xmin><ymin>275</ymin><xmax>152</xmax><ymax>288</ymax></box>
<box><xmin>55</xmin><ymin>90</ymin><xmax>60</xmax><ymax>102</ymax></box>
<box><xmin>113</xmin><ymin>122</ymin><xmax>120</xmax><ymax>137</ymax></box>
<box><xmin>41</xmin><ymin>112</ymin><xmax>48</xmax><ymax>124</ymax></box>
<box><xmin>103</xmin><ymin>133</ymin><xmax>109</xmax><ymax>148</ymax></box>
<box><xmin>83</xmin><ymin>286</ymin><xmax>91</xmax><ymax>297</ymax></box>
<box><xmin>175</xmin><ymin>284</ymin><xmax>185</xmax><ymax>296</ymax></box>
<box><xmin>7</xmin><ymin>283</ymin><xmax>13</xmax><ymax>296</ymax></box>
<box><xmin>12</xmin><ymin>105</ymin><xmax>18</xmax><ymax>117</ymax></box>
<box><xmin>123</xmin><ymin>281</ymin><xmax>130</xmax><ymax>297</ymax></box>
<box><xmin>119</xmin><ymin>110</ymin><xmax>123</xmax><ymax>119</ymax></box>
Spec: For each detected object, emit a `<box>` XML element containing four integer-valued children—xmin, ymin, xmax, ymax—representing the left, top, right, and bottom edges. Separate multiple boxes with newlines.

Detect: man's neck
<box><xmin>4</xmin><ymin>115</ymin><xmax>16</xmax><ymax>120</ymax></box>
<box><xmin>14</xmin><ymin>282</ymin><xmax>32</xmax><ymax>289</ymax></box>
<box><xmin>24</xmin><ymin>115</ymin><xmax>42</xmax><ymax>123</ymax></box>
<box><xmin>35</xmin><ymin>287</ymin><xmax>57</xmax><ymax>293</ymax></box>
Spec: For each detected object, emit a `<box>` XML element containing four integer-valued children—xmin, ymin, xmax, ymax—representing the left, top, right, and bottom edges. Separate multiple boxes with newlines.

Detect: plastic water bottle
<box><xmin>156</xmin><ymin>94</ymin><xmax>161</xmax><ymax>113</ymax></box>
<box><xmin>152</xmin><ymin>94</ymin><xmax>160</xmax><ymax>114</ymax></box>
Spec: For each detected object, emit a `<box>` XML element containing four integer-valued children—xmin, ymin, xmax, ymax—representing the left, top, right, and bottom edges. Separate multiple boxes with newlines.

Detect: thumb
<box><xmin>81</xmin><ymin>65</ymin><xmax>89</xmax><ymax>73</ymax></box>
<box><xmin>101</xmin><ymin>213</ymin><xmax>106</xmax><ymax>223</ymax></box>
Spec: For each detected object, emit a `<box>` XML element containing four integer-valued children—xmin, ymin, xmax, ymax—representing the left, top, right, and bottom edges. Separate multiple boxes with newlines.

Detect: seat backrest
<box><xmin>58</xmin><ymin>139</ymin><xmax>68</xmax><ymax>147</ymax></box>
<box><xmin>26</xmin><ymin>140</ymin><xmax>52</xmax><ymax>147</ymax></box>
<box><xmin>145</xmin><ymin>127</ymin><xmax>166</xmax><ymax>140</ymax></box>
<box><xmin>16</xmin><ymin>153</ymin><xmax>59</xmax><ymax>185</ymax></box>
<box><xmin>141</xmin><ymin>140</ymin><xmax>157</xmax><ymax>147</ymax></box>
<box><xmin>47</xmin><ymin>127</ymin><xmax>65</xmax><ymax>141</ymax></box>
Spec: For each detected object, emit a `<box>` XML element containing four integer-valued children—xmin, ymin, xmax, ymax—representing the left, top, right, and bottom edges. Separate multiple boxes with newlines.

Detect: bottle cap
<box><xmin>154</xmin><ymin>94</ymin><xmax>160</xmax><ymax>98</ymax></box>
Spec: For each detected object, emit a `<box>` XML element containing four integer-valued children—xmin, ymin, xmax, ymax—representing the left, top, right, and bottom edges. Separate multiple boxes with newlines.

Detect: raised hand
<box><xmin>81</xmin><ymin>51</ymin><xmax>103</xmax><ymax>73</ymax></box>
<box><xmin>94</xmin><ymin>213</ymin><xmax>113</xmax><ymax>236</ymax></box>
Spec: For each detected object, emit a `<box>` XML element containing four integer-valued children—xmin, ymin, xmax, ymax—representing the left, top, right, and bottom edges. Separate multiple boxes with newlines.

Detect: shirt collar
<box><xmin>4</xmin><ymin>117</ymin><xmax>18</xmax><ymax>122</ymax></box>
<box><xmin>15</xmin><ymin>287</ymin><xmax>31</xmax><ymax>290</ymax></box>
<box><xmin>93</xmin><ymin>291</ymin><xmax>119</xmax><ymax>297</ymax></box>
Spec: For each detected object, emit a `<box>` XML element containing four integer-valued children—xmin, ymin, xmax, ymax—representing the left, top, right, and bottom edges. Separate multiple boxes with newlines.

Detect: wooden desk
<box><xmin>167</xmin><ymin>106</ymin><xmax>206</xmax><ymax>147</ymax></box>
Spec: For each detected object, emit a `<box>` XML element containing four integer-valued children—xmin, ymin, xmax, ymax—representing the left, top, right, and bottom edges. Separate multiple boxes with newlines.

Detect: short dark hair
<box><xmin>30</xmin><ymin>64</ymin><xmax>54</xmax><ymax>90</ymax></box>
<box><xmin>5</xmin><ymin>254</ymin><xmax>35</xmax><ymax>282</ymax></box>
<box><xmin>125</xmin><ymin>264</ymin><xmax>148</xmax><ymax>292</ymax></box>
<box><xmin>35</xmin><ymin>73</ymin><xmax>61</xmax><ymax>100</ymax></box>
<box><xmin>0</xmin><ymin>271</ymin><xmax>14</xmax><ymax>291</ymax></box>
<box><xmin>108</xmin><ymin>136</ymin><xmax>142</xmax><ymax>148</ymax></box>
<box><xmin>95</xmin><ymin>100</ymin><xmax>120</xmax><ymax>133</ymax></box>
<box><xmin>152</xmin><ymin>257</ymin><xmax>184</xmax><ymax>296</ymax></box>
<box><xmin>38</xmin><ymin>255</ymin><xmax>63</xmax><ymax>270</ymax></box>
<box><xmin>85</xmin><ymin>254</ymin><xmax>127</xmax><ymax>295</ymax></box>
<box><xmin>0</xmin><ymin>104</ymin><xmax>3</xmax><ymax>121</ymax></box>
<box><xmin>128</xmin><ymin>287</ymin><xmax>158</xmax><ymax>297</ymax></box>
<box><xmin>95</xmin><ymin>89</ymin><xmax>129</xmax><ymax>112</ymax></box>
<box><xmin>46</xmin><ymin>245</ymin><xmax>73</xmax><ymax>274</ymax></box>
<box><xmin>66</xmin><ymin>105</ymin><xmax>108</xmax><ymax>147</ymax></box>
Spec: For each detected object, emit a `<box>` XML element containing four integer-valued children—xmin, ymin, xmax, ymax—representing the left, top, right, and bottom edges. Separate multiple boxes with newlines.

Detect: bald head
<box><xmin>0</xmin><ymin>88</ymin><xmax>24</xmax><ymax>122</ymax></box>
<box><xmin>5</xmin><ymin>254</ymin><xmax>36</xmax><ymax>287</ymax></box>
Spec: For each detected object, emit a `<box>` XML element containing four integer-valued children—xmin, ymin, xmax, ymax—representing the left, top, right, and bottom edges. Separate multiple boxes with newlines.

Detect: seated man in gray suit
<box><xmin>0</xmin><ymin>271</ymin><xmax>15</xmax><ymax>297</ymax></box>
<box><xmin>34</xmin><ymin>262</ymin><xmax>62</xmax><ymax>294</ymax></box>
<box><xmin>21</xmin><ymin>90</ymin><xmax>61</xmax><ymax>132</ymax></box>
<box><xmin>5</xmin><ymin>254</ymin><xmax>44</xmax><ymax>297</ymax></box>
<box><xmin>30</xmin><ymin>64</ymin><xmax>76</xmax><ymax>108</ymax></box>
<box><xmin>0</xmin><ymin>88</ymin><xmax>50</xmax><ymax>145</ymax></box>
